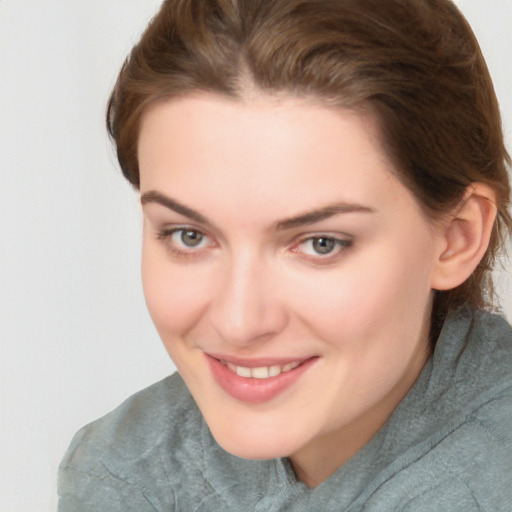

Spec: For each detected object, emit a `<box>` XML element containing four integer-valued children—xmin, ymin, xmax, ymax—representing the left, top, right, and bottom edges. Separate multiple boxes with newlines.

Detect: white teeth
<box><xmin>236</xmin><ymin>366</ymin><xmax>252</xmax><ymax>378</ymax></box>
<box><xmin>282</xmin><ymin>362</ymin><xmax>298</xmax><ymax>372</ymax></box>
<box><xmin>251</xmin><ymin>366</ymin><xmax>270</xmax><ymax>379</ymax></box>
<box><xmin>224</xmin><ymin>360</ymin><xmax>302</xmax><ymax>379</ymax></box>
<box><xmin>269</xmin><ymin>365</ymin><xmax>281</xmax><ymax>377</ymax></box>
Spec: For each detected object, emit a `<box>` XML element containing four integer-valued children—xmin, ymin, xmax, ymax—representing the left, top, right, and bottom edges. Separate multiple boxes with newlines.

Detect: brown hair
<box><xmin>107</xmin><ymin>0</ymin><xmax>511</xmax><ymax>331</ymax></box>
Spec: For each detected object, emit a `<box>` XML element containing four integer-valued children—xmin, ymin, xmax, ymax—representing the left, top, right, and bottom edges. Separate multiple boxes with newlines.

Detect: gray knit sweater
<box><xmin>58</xmin><ymin>308</ymin><xmax>512</xmax><ymax>511</ymax></box>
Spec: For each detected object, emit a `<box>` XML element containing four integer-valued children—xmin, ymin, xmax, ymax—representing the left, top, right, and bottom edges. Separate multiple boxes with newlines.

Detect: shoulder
<box><xmin>359</xmin><ymin>309</ymin><xmax>512</xmax><ymax>511</ymax></box>
<box><xmin>58</xmin><ymin>372</ymin><xmax>284</xmax><ymax>511</ymax></box>
<box><xmin>372</xmin><ymin>405</ymin><xmax>512</xmax><ymax>510</ymax></box>
<box><xmin>427</xmin><ymin>308</ymin><xmax>512</xmax><ymax>409</ymax></box>
<box><xmin>444</xmin><ymin>308</ymin><xmax>512</xmax><ymax>421</ymax></box>
<box><xmin>58</xmin><ymin>372</ymin><xmax>205</xmax><ymax>510</ymax></box>
<box><xmin>440</xmin><ymin>309</ymin><xmax>512</xmax><ymax>509</ymax></box>
<box><xmin>60</xmin><ymin>372</ymin><xmax>201</xmax><ymax>470</ymax></box>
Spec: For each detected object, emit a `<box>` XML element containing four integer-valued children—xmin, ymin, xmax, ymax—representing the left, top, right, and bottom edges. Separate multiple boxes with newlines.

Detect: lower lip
<box><xmin>206</xmin><ymin>355</ymin><xmax>317</xmax><ymax>404</ymax></box>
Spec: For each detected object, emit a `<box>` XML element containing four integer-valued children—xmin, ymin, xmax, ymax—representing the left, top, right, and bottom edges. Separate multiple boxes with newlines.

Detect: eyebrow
<box><xmin>274</xmin><ymin>203</ymin><xmax>375</xmax><ymax>230</ymax></box>
<box><xmin>140</xmin><ymin>190</ymin><xmax>375</xmax><ymax>230</ymax></box>
<box><xmin>140</xmin><ymin>191</ymin><xmax>209</xmax><ymax>224</ymax></box>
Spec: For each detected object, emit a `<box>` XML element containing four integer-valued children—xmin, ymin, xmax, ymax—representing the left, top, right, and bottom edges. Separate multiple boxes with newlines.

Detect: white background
<box><xmin>0</xmin><ymin>1</ymin><xmax>510</xmax><ymax>511</ymax></box>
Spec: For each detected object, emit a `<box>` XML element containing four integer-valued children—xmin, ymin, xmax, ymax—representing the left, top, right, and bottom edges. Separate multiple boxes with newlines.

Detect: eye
<box><xmin>174</xmin><ymin>229</ymin><xmax>205</xmax><ymax>248</ymax></box>
<box><xmin>308</xmin><ymin>237</ymin><xmax>337</xmax><ymax>255</ymax></box>
<box><xmin>293</xmin><ymin>235</ymin><xmax>353</xmax><ymax>262</ymax></box>
<box><xmin>156</xmin><ymin>227</ymin><xmax>215</xmax><ymax>257</ymax></box>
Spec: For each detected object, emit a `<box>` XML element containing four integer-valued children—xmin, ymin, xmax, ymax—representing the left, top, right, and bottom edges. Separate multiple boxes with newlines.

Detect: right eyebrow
<box><xmin>140</xmin><ymin>190</ymin><xmax>210</xmax><ymax>225</ymax></box>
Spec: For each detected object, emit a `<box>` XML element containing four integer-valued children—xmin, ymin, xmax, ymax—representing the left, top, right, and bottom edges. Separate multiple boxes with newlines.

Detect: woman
<box><xmin>58</xmin><ymin>0</ymin><xmax>512</xmax><ymax>510</ymax></box>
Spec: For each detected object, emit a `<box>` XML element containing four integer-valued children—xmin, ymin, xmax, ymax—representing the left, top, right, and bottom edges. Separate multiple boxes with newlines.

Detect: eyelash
<box><xmin>155</xmin><ymin>227</ymin><xmax>353</xmax><ymax>264</ymax></box>
<box><xmin>156</xmin><ymin>227</ymin><xmax>216</xmax><ymax>260</ymax></box>
<box><xmin>291</xmin><ymin>235</ymin><xmax>353</xmax><ymax>264</ymax></box>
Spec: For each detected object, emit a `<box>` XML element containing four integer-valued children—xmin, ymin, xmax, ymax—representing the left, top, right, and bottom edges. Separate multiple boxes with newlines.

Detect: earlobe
<box><xmin>431</xmin><ymin>183</ymin><xmax>497</xmax><ymax>291</ymax></box>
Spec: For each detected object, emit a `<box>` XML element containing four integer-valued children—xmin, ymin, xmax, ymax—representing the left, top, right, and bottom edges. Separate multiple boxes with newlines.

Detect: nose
<box><xmin>209</xmin><ymin>251</ymin><xmax>288</xmax><ymax>347</ymax></box>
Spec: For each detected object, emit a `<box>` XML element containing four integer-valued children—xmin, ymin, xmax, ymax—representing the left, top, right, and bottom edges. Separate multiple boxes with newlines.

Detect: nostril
<box><xmin>208</xmin><ymin>259</ymin><xmax>289</xmax><ymax>346</ymax></box>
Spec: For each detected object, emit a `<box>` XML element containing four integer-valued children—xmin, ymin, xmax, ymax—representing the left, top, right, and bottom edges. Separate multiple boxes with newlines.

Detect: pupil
<box><xmin>181</xmin><ymin>230</ymin><xmax>203</xmax><ymax>247</ymax></box>
<box><xmin>313</xmin><ymin>237</ymin><xmax>335</xmax><ymax>255</ymax></box>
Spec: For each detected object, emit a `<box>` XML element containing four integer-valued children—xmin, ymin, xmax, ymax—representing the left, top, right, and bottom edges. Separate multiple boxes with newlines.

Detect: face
<box><xmin>138</xmin><ymin>94</ymin><xmax>446</xmax><ymax>480</ymax></box>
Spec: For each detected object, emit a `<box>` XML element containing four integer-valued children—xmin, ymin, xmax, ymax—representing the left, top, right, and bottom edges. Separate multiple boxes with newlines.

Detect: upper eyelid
<box><xmin>153</xmin><ymin>219</ymin><xmax>224</xmax><ymax>243</ymax></box>
<box><xmin>159</xmin><ymin>225</ymin><xmax>204</xmax><ymax>233</ymax></box>
<box><xmin>157</xmin><ymin>224</ymin><xmax>210</xmax><ymax>237</ymax></box>
<box><xmin>292</xmin><ymin>231</ymin><xmax>353</xmax><ymax>244</ymax></box>
<box><xmin>159</xmin><ymin>226</ymin><xmax>212</xmax><ymax>241</ymax></box>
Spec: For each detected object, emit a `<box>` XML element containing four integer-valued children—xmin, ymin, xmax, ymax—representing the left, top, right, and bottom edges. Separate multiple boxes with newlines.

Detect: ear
<box><xmin>431</xmin><ymin>183</ymin><xmax>497</xmax><ymax>291</ymax></box>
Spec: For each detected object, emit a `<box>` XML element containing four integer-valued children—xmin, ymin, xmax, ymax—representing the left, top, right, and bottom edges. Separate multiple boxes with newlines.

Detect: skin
<box><xmin>138</xmin><ymin>93</ymin><xmax>451</xmax><ymax>487</ymax></box>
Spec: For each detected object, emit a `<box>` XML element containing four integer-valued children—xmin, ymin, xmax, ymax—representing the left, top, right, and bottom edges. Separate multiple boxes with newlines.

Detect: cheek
<box><xmin>289</xmin><ymin>238</ymin><xmax>435</xmax><ymax>345</ymax></box>
<box><xmin>141</xmin><ymin>244</ymin><xmax>211</xmax><ymax>341</ymax></box>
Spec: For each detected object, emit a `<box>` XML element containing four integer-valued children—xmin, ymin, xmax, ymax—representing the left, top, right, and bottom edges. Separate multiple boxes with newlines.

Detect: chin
<box><xmin>207</xmin><ymin>419</ymin><xmax>299</xmax><ymax>461</ymax></box>
<box><xmin>216</xmin><ymin>434</ymin><xmax>292</xmax><ymax>461</ymax></box>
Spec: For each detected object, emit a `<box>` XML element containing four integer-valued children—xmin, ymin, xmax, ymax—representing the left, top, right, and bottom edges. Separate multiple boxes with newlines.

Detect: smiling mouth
<box><xmin>205</xmin><ymin>353</ymin><xmax>318</xmax><ymax>403</ymax></box>
<box><xmin>220</xmin><ymin>360</ymin><xmax>302</xmax><ymax>379</ymax></box>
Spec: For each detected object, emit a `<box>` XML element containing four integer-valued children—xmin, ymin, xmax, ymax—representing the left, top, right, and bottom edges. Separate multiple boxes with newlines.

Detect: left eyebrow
<box><xmin>274</xmin><ymin>203</ymin><xmax>375</xmax><ymax>231</ymax></box>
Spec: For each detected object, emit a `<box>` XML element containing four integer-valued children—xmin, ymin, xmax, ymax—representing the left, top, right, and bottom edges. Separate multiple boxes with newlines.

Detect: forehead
<box><xmin>137</xmin><ymin>93</ymin><xmax>422</xmax><ymax>222</ymax></box>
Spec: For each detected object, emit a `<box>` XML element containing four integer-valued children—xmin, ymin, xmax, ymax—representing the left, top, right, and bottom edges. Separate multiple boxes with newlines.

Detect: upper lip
<box><xmin>205</xmin><ymin>352</ymin><xmax>317</xmax><ymax>368</ymax></box>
